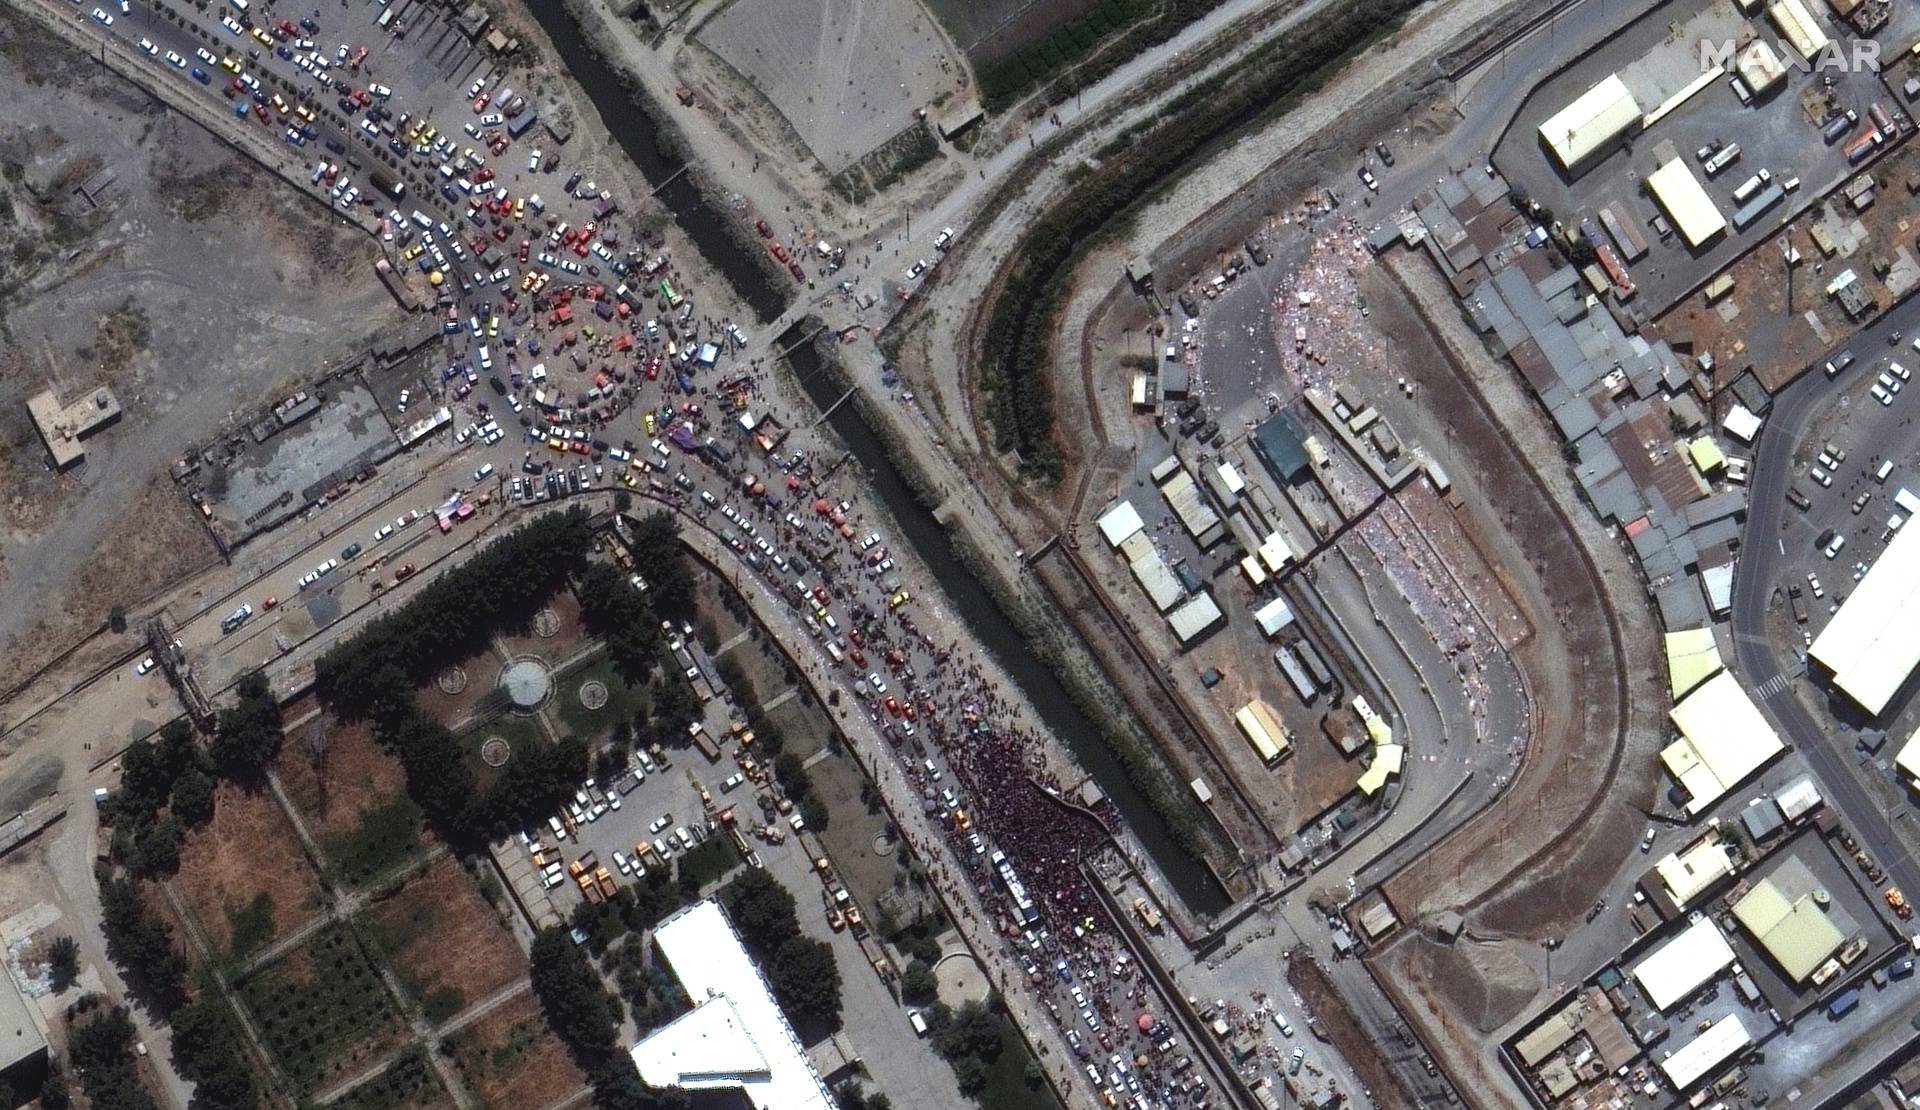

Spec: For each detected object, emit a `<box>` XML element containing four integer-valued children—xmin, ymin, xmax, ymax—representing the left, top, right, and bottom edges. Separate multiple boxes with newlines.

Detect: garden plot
<box><xmin>170</xmin><ymin>780</ymin><xmax>326</xmax><ymax>962</ymax></box>
<box><xmin>361</xmin><ymin>855</ymin><xmax>525</xmax><ymax>1025</ymax></box>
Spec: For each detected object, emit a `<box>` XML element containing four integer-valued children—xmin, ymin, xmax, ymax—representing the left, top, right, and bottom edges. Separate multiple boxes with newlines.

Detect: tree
<box><xmin>530</xmin><ymin>928</ymin><xmax>618</xmax><ymax>1053</ymax></box>
<box><xmin>900</xmin><ymin>959</ymin><xmax>938</xmax><ymax>1002</ymax></box>
<box><xmin>717</xmin><ymin>870</ymin><xmax>797</xmax><ymax>952</ymax></box>
<box><xmin>38</xmin><ymin>1067</ymin><xmax>69</xmax><ymax>1110</ymax></box>
<box><xmin>767</xmin><ymin>936</ymin><xmax>841</xmax><ymax>1026</ymax></box>
<box><xmin>131</xmin><ymin>817</ymin><xmax>182</xmax><ymax>878</ymax></box>
<box><xmin>577</xmin><ymin>562</ymin><xmax>663</xmax><ymax>688</ymax></box>
<box><xmin>210</xmin><ymin>670</ymin><xmax>282</xmax><ymax>777</ymax></box>
<box><xmin>168</xmin><ymin>995</ymin><xmax>259</xmax><ymax>1109</ymax></box>
<box><xmin>108</xmin><ymin>605</ymin><xmax>127</xmax><ymax>634</ymax></box>
<box><xmin>66</xmin><ymin>1002</ymin><xmax>158</xmax><ymax>1110</ymax></box>
<box><xmin>169</xmin><ymin>766</ymin><xmax>216</xmax><ymax>827</ymax></box>
<box><xmin>98</xmin><ymin>875</ymin><xmax>183</xmax><ymax>1004</ymax></box>
<box><xmin>47</xmin><ymin>935</ymin><xmax>80</xmax><ymax>991</ymax></box>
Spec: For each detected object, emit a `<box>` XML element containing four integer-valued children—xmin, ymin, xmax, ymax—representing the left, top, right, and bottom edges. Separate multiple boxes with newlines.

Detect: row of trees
<box><xmin>528</xmin><ymin>928</ymin><xmax>689</xmax><ymax>1110</ymax></box>
<box><xmin>106</xmin><ymin>667</ymin><xmax>285</xmax><ymax>880</ymax></box>
<box><xmin>716</xmin><ymin>870</ymin><xmax>843</xmax><ymax>1029</ymax></box>
<box><xmin>314</xmin><ymin>508</ymin><xmax>595</xmax><ymax>715</ymax></box>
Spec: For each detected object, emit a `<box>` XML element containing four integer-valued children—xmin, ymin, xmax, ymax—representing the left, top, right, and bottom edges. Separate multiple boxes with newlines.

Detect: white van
<box><xmin>1877</xmin><ymin>460</ymin><xmax>1894</xmax><ymax>483</ymax></box>
<box><xmin>477</xmin><ymin>345</ymin><xmax>492</xmax><ymax>371</ymax></box>
<box><xmin>908</xmin><ymin>1008</ymin><xmax>928</xmax><ymax>1036</ymax></box>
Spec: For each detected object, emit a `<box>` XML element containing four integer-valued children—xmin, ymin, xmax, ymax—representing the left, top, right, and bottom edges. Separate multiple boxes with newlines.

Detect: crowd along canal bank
<box><xmin>523</xmin><ymin>2</ymin><xmax>1229</xmax><ymax>917</ymax></box>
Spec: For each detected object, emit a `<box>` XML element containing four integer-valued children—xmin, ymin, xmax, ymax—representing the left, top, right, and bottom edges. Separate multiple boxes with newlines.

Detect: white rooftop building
<box><xmin>1538</xmin><ymin>73</ymin><xmax>1642</xmax><ymax>171</ymax></box>
<box><xmin>1811</xmin><ymin>519</ymin><xmax>1920</xmax><ymax>716</ymax></box>
<box><xmin>1661</xmin><ymin>670</ymin><xmax>1785</xmax><ymax>814</ymax></box>
<box><xmin>630</xmin><ymin>900</ymin><xmax>835</xmax><ymax>1110</ymax></box>
<box><xmin>1632</xmin><ymin>917</ymin><xmax>1736</xmax><ymax>1011</ymax></box>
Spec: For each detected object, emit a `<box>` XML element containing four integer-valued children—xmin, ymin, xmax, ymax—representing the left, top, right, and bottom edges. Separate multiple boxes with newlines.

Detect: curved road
<box><xmin>1731</xmin><ymin>304</ymin><xmax>1920</xmax><ymax>904</ymax></box>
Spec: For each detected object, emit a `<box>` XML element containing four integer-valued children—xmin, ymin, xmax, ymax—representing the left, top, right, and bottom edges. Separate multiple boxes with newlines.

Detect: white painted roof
<box><xmin>1811</xmin><ymin>518</ymin><xmax>1920</xmax><ymax>715</ymax></box>
<box><xmin>1648</xmin><ymin>158</ymin><xmax>1727</xmax><ymax>247</ymax></box>
<box><xmin>1538</xmin><ymin>73</ymin><xmax>1642</xmax><ymax>169</ymax></box>
<box><xmin>1658</xmin><ymin>1012</ymin><xmax>1750</xmax><ymax>1090</ymax></box>
<box><xmin>630</xmin><ymin>900</ymin><xmax>834</xmax><ymax>1110</ymax></box>
<box><xmin>1661</xmin><ymin>670</ymin><xmax>1785</xmax><ymax>813</ymax></box>
<box><xmin>1097</xmin><ymin>500</ymin><xmax>1145</xmax><ymax>547</ymax></box>
<box><xmin>1633</xmin><ymin>917</ymin><xmax>1735</xmax><ymax>1011</ymax></box>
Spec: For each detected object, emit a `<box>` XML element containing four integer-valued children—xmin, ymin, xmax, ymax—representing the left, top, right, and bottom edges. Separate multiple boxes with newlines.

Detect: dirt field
<box><xmin>0</xmin><ymin>4</ymin><xmax>400</xmax><ymax>680</ymax></box>
<box><xmin>442</xmin><ymin>991</ymin><xmax>589</xmax><ymax>1110</ymax></box>
<box><xmin>1656</xmin><ymin>139</ymin><xmax>1920</xmax><ymax>393</ymax></box>
<box><xmin>170</xmin><ymin>780</ymin><xmax>327</xmax><ymax>959</ymax></box>
<box><xmin>926</xmin><ymin>0</ymin><xmax>1102</xmax><ymax>57</ymax></box>
<box><xmin>277</xmin><ymin>706</ymin><xmax>415</xmax><ymax>842</ymax></box>
<box><xmin>693</xmin><ymin>0</ymin><xmax>968</xmax><ymax>172</ymax></box>
<box><xmin>1288</xmin><ymin>956</ymin><xmax>1417</xmax><ymax>1110</ymax></box>
<box><xmin>360</xmin><ymin>856</ymin><xmax>525</xmax><ymax>1023</ymax></box>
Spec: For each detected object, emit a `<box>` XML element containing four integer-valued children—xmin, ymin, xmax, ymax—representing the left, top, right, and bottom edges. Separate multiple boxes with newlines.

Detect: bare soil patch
<box><xmin>1289</xmin><ymin>956</ymin><xmax>1417</xmax><ymax>1110</ymax></box>
<box><xmin>172</xmin><ymin>779</ymin><xmax>326</xmax><ymax>959</ymax></box>
<box><xmin>361</xmin><ymin>855</ymin><xmax>524</xmax><ymax>1023</ymax></box>
<box><xmin>442</xmin><ymin>991</ymin><xmax>588</xmax><ymax>1110</ymax></box>
<box><xmin>277</xmin><ymin>707</ymin><xmax>413</xmax><ymax>845</ymax></box>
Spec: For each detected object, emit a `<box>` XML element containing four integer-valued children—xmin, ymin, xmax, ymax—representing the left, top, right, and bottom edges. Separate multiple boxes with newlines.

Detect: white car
<box><xmin>219</xmin><ymin>14</ymin><xmax>242</xmax><ymax>34</ymax></box>
<box><xmin>134</xmin><ymin>657</ymin><xmax>157</xmax><ymax>676</ymax></box>
<box><xmin>137</xmin><ymin>38</ymin><xmax>157</xmax><ymax>56</ymax></box>
<box><xmin>478</xmin><ymin>112</ymin><xmax>502</xmax><ymax>126</ymax></box>
<box><xmin>164</xmin><ymin>49</ymin><xmax>186</xmax><ymax>68</ymax></box>
<box><xmin>196</xmin><ymin>47</ymin><xmax>217</xmax><ymax>64</ymax></box>
<box><xmin>868</xmin><ymin>672</ymin><xmax>887</xmax><ymax>693</ymax></box>
<box><xmin>527</xmin><ymin>147</ymin><xmax>543</xmax><ymax>171</ymax></box>
<box><xmin>649</xmin><ymin>814</ymin><xmax>671</xmax><ymax>834</ymax></box>
<box><xmin>91</xmin><ymin>7</ymin><xmax>114</xmax><ymax>24</ymax></box>
<box><xmin>474</xmin><ymin>463</ymin><xmax>495</xmax><ymax>481</ymax></box>
<box><xmin>368</xmin><ymin>83</ymin><xmax>393</xmax><ymax>98</ymax></box>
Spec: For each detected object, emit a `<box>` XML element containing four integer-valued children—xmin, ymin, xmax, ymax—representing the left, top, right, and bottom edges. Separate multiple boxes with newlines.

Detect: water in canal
<box><xmin>525</xmin><ymin>4</ymin><xmax>1229</xmax><ymax>916</ymax></box>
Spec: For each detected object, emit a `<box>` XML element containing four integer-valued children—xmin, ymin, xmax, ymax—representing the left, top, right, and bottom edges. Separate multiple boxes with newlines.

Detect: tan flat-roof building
<box><xmin>27</xmin><ymin>384</ymin><xmax>122</xmax><ymax>469</ymax></box>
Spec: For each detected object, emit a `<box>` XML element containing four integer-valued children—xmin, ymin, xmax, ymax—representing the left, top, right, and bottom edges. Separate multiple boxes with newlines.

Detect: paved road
<box><xmin>1732</xmin><ymin>301</ymin><xmax>1920</xmax><ymax>911</ymax></box>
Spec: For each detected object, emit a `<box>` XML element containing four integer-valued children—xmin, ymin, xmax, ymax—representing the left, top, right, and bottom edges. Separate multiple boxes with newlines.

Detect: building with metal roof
<box><xmin>1657</xmin><ymin>1013</ymin><xmax>1751</xmax><ymax>1092</ymax></box>
<box><xmin>1537</xmin><ymin>73</ymin><xmax>1643</xmax><ymax>172</ymax></box>
<box><xmin>1632</xmin><ymin>917</ymin><xmax>1735</xmax><ymax>1011</ymax></box>
<box><xmin>1811</xmin><ymin>519</ymin><xmax>1920</xmax><ymax>716</ymax></box>
<box><xmin>1661</xmin><ymin>670</ymin><xmax>1785</xmax><ymax>814</ymax></box>
<box><xmin>1234</xmin><ymin>700</ymin><xmax>1289</xmax><ymax>763</ymax></box>
<box><xmin>630</xmin><ymin>900</ymin><xmax>835</xmax><ymax>1110</ymax></box>
<box><xmin>1167</xmin><ymin>592</ymin><xmax>1223</xmax><ymax>643</ymax></box>
<box><xmin>1253</xmin><ymin>596</ymin><xmax>1295</xmax><ymax>637</ymax></box>
<box><xmin>1653</xmin><ymin>830</ymin><xmax>1735</xmax><ymax>909</ymax></box>
<box><xmin>1665</xmin><ymin>627</ymin><xmax>1723</xmax><ymax>699</ymax></box>
<box><xmin>1730</xmin><ymin>857</ymin><xmax>1849</xmax><ymax>982</ymax></box>
<box><xmin>1251</xmin><ymin>412</ymin><xmax>1311</xmax><ymax>482</ymax></box>
<box><xmin>1769</xmin><ymin>0</ymin><xmax>1832</xmax><ymax>59</ymax></box>
<box><xmin>1097</xmin><ymin>500</ymin><xmax>1145</xmax><ymax>547</ymax></box>
<box><xmin>1647</xmin><ymin>158</ymin><xmax>1728</xmax><ymax>248</ymax></box>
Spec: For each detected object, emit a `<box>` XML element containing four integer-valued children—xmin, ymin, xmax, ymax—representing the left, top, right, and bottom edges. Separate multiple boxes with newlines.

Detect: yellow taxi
<box><xmin>219</xmin><ymin>54</ymin><xmax>241</xmax><ymax>73</ymax></box>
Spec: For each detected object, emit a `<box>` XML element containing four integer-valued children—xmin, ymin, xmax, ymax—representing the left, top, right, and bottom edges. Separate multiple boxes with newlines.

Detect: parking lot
<box><xmin>1495</xmin><ymin>0</ymin><xmax>1912</xmax><ymax>316</ymax></box>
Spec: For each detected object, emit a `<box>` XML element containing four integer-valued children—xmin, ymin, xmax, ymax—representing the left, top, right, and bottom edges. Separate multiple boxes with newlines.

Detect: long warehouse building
<box><xmin>1647</xmin><ymin>158</ymin><xmax>1727</xmax><ymax>248</ymax></box>
<box><xmin>1811</xmin><ymin>517</ymin><xmax>1920</xmax><ymax>715</ymax></box>
<box><xmin>1538</xmin><ymin>73</ymin><xmax>1642</xmax><ymax>173</ymax></box>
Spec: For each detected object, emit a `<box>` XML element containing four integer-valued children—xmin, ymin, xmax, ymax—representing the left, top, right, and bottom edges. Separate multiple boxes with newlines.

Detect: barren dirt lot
<box><xmin>0</xmin><ymin>5</ymin><xmax>399</xmax><ymax>681</ymax></box>
<box><xmin>360</xmin><ymin>855</ymin><xmax>525</xmax><ymax>1022</ymax></box>
<box><xmin>693</xmin><ymin>0</ymin><xmax>967</xmax><ymax>172</ymax></box>
<box><xmin>170</xmin><ymin>780</ymin><xmax>327</xmax><ymax>959</ymax></box>
<box><xmin>443</xmin><ymin>991</ymin><xmax>588</xmax><ymax>1109</ymax></box>
<box><xmin>277</xmin><ymin>704</ymin><xmax>414</xmax><ymax>846</ymax></box>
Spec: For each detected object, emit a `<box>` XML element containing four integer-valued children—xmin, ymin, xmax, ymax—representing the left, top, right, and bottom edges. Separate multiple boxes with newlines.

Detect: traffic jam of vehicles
<box><xmin>84</xmin><ymin>4</ymin><xmax>1209</xmax><ymax>1104</ymax></box>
